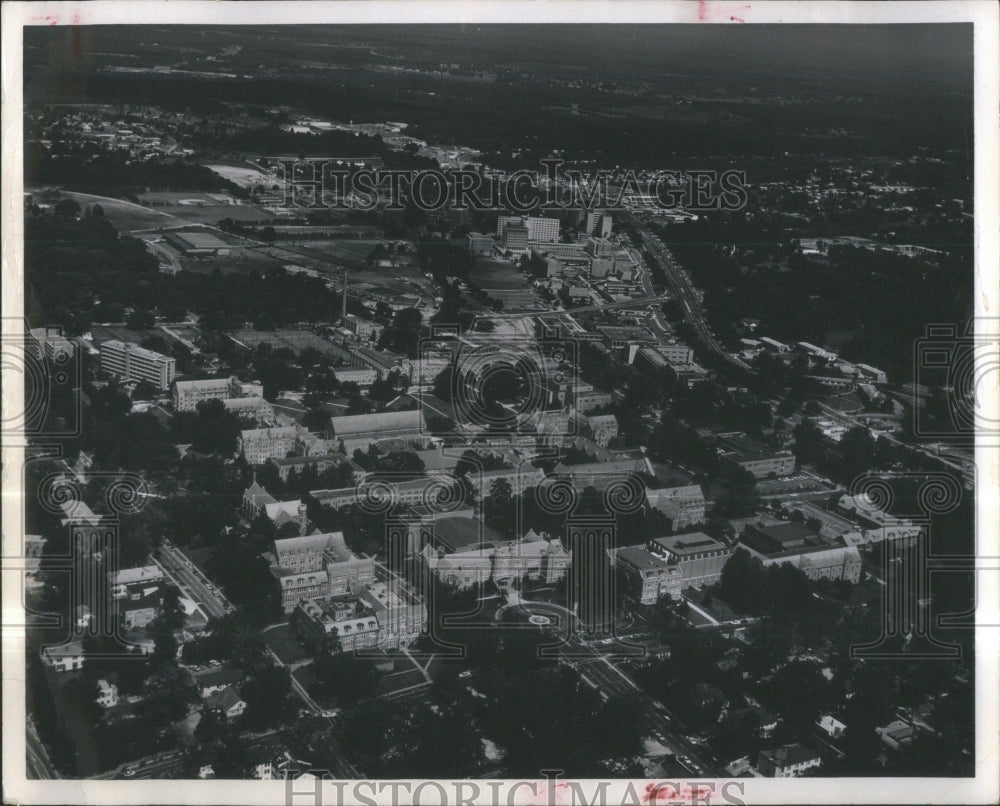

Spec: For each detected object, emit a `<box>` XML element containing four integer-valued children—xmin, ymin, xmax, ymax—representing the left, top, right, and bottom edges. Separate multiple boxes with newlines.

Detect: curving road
<box><xmin>623</xmin><ymin>211</ymin><xmax>753</xmax><ymax>373</ymax></box>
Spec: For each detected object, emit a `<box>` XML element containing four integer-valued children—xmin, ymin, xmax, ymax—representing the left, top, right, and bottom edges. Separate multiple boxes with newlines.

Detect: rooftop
<box><xmin>652</xmin><ymin>532</ymin><xmax>729</xmax><ymax>557</ymax></box>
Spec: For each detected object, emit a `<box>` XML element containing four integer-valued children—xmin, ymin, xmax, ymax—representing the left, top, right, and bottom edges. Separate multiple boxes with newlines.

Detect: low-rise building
<box><xmin>715</xmin><ymin>432</ymin><xmax>796</xmax><ymax>479</ymax></box>
<box><xmin>193</xmin><ymin>666</ymin><xmax>245</xmax><ymax>699</ymax></box>
<box><xmin>108</xmin><ymin>566</ymin><xmax>164</xmax><ymax>599</ymax></box>
<box><xmin>756</xmin><ymin>743</ymin><xmax>822</xmax><ymax>777</ymax></box>
<box><xmin>41</xmin><ymin>641</ymin><xmax>85</xmax><ymax>673</ymax></box>
<box><xmin>268</xmin><ymin>452</ymin><xmax>362</xmax><ymax>483</ymax></box>
<box><xmin>325</xmin><ymin>409</ymin><xmax>428</xmax><ymax>454</ymax></box>
<box><xmin>739</xmin><ymin>520</ymin><xmax>862</xmax><ymax>584</ymax></box>
<box><xmin>96</xmin><ymin>679</ymin><xmax>119</xmax><ymax>708</ymax></box>
<box><xmin>204</xmin><ymin>686</ymin><xmax>247</xmax><ymax>722</ymax></box>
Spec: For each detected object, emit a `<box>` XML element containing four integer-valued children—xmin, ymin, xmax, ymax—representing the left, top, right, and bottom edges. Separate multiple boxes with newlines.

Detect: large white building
<box><xmin>99</xmin><ymin>340</ymin><xmax>176</xmax><ymax>391</ymax></box>
<box><xmin>496</xmin><ymin>215</ymin><xmax>560</xmax><ymax>244</ymax></box>
<box><xmin>173</xmin><ymin>376</ymin><xmax>265</xmax><ymax>412</ymax></box>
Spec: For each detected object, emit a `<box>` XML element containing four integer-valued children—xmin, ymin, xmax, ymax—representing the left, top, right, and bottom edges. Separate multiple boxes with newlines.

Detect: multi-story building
<box><xmin>574</xmin><ymin>383</ymin><xmax>614</xmax><ymax>413</ymax></box>
<box><xmin>835</xmin><ymin>493</ymin><xmax>923</xmax><ymax>545</ymax></box>
<box><xmin>526</xmin><ymin>216</ymin><xmax>560</xmax><ymax>243</ymax></box>
<box><xmin>647</xmin><ymin>533</ymin><xmax>733</xmax><ymax>589</ymax></box>
<box><xmin>41</xmin><ymin>641</ymin><xmax>85</xmax><ymax>673</ymax></box>
<box><xmin>335</xmin><ymin>367</ymin><xmax>378</xmax><ymax>388</ymax></box>
<box><xmin>756</xmin><ymin>744</ymin><xmax>822</xmax><ymax>778</ymax></box>
<box><xmin>501</xmin><ymin>223</ymin><xmax>529</xmax><ymax>253</ymax></box>
<box><xmin>100</xmin><ymin>340</ymin><xmax>176</xmax><ymax>391</ymax></box>
<box><xmin>223</xmin><ymin>396</ymin><xmax>274</xmax><ymax>425</ymax></box>
<box><xmin>29</xmin><ymin>326</ymin><xmax>77</xmax><ymax>362</ymax></box>
<box><xmin>467</xmin><ymin>232</ymin><xmax>494</xmax><ymax>256</ymax></box>
<box><xmin>646</xmin><ymin>485</ymin><xmax>706</xmax><ymax>531</ymax></box>
<box><xmin>172</xmin><ymin>376</ymin><xmax>264</xmax><ymax>412</ymax></box>
<box><xmin>420</xmin><ymin>528</ymin><xmax>570</xmax><ymax>591</ymax></box>
<box><xmin>269</xmin><ymin>531</ymin><xmax>376</xmax><ymax>613</ymax></box>
<box><xmin>855</xmin><ymin>363</ymin><xmax>888</xmax><ymax>383</ymax></box>
<box><xmin>574</xmin><ymin>412</ymin><xmax>618</xmax><ymax>447</ymax></box>
<box><xmin>292</xmin><ymin>577</ymin><xmax>427</xmax><ymax>653</ymax></box>
<box><xmin>497</xmin><ymin>215</ymin><xmax>559</xmax><ymax>244</ymax></box>
<box><xmin>267</xmin><ymin>452</ymin><xmax>362</xmax><ymax>483</ymax></box>
<box><xmin>585</xmin><ymin>209</ymin><xmax>613</xmax><ymax>238</ymax></box>
<box><xmin>715</xmin><ymin>432</ymin><xmax>796</xmax><ymax>479</ymax></box>
<box><xmin>739</xmin><ymin>520</ymin><xmax>863</xmax><ymax>584</ymax></box>
<box><xmin>241</xmin><ymin>426</ymin><xmax>327</xmax><ymax>465</ymax></box>
<box><xmin>584</xmin><ymin>236</ymin><xmax>615</xmax><ymax>257</ymax></box>
<box><xmin>611</xmin><ymin>545</ymin><xmax>683</xmax><ymax>605</ymax></box>
<box><xmin>550</xmin><ymin>458</ymin><xmax>647</xmax><ymax>490</ymax></box>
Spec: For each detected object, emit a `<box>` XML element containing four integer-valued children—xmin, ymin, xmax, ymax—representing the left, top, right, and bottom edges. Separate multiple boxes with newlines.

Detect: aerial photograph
<box><xmin>10</xmin><ymin>15</ymin><xmax>990</xmax><ymax>800</ymax></box>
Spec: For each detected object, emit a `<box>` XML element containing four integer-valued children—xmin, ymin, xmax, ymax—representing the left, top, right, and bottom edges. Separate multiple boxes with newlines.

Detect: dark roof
<box><xmin>195</xmin><ymin>667</ymin><xmax>244</xmax><ymax>688</ymax></box>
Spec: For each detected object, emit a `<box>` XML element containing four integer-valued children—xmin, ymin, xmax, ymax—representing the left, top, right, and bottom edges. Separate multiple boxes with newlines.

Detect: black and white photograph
<box><xmin>2</xmin><ymin>2</ymin><xmax>998</xmax><ymax>804</ymax></box>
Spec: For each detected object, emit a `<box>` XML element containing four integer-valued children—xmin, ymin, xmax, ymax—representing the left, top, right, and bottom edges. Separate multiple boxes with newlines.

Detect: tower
<box><xmin>341</xmin><ymin>271</ymin><xmax>348</xmax><ymax>320</ymax></box>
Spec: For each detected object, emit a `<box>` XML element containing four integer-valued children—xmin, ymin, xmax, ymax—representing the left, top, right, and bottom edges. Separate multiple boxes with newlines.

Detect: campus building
<box><xmin>647</xmin><ymin>533</ymin><xmax>733</xmax><ymax>589</ymax></box>
<box><xmin>324</xmin><ymin>409</ymin><xmax>428</xmax><ymax>454</ymax></box>
<box><xmin>99</xmin><ymin>340</ymin><xmax>176</xmax><ymax>391</ymax></box>
<box><xmin>715</xmin><ymin>432</ymin><xmax>796</xmax><ymax>479</ymax></box>
<box><xmin>269</xmin><ymin>531</ymin><xmax>376</xmax><ymax>613</ymax></box>
<box><xmin>610</xmin><ymin>544</ymin><xmax>683</xmax><ymax>605</ymax></box>
<box><xmin>172</xmin><ymin>375</ymin><xmax>264</xmax><ymax>412</ymax></box>
<box><xmin>240</xmin><ymin>426</ymin><xmax>327</xmax><ymax>465</ymax></box>
<box><xmin>739</xmin><ymin>520</ymin><xmax>862</xmax><ymax>584</ymax></box>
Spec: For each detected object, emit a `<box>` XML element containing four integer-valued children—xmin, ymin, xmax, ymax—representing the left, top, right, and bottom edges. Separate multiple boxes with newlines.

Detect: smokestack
<box><xmin>342</xmin><ymin>271</ymin><xmax>348</xmax><ymax>320</ymax></box>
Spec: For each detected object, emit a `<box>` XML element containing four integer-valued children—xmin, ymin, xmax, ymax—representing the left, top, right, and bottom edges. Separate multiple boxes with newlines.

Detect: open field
<box><xmin>137</xmin><ymin>191</ymin><xmax>273</xmax><ymax>225</ymax></box>
<box><xmin>469</xmin><ymin>258</ymin><xmax>527</xmax><ymax>290</ymax></box>
<box><xmin>228</xmin><ymin>329</ymin><xmax>354</xmax><ymax>361</ymax></box>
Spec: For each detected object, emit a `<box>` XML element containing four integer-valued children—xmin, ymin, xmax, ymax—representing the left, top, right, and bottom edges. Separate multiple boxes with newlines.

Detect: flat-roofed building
<box><xmin>166</xmin><ymin>230</ymin><xmax>231</xmax><ymax>256</ymax></box>
<box><xmin>501</xmin><ymin>223</ymin><xmax>529</xmax><ymax>253</ymax></box>
<box><xmin>648</xmin><ymin>533</ymin><xmax>733</xmax><ymax>589</ymax></box>
<box><xmin>107</xmin><ymin>565</ymin><xmax>164</xmax><ymax>599</ymax></box>
<box><xmin>855</xmin><ymin>363</ymin><xmax>888</xmax><ymax>383</ymax></box>
<box><xmin>611</xmin><ymin>545</ymin><xmax>683</xmax><ymax>604</ymax></box>
<box><xmin>715</xmin><ymin>432</ymin><xmax>796</xmax><ymax>479</ymax></box>
<box><xmin>100</xmin><ymin>340</ymin><xmax>176</xmax><ymax>391</ymax></box>
<box><xmin>739</xmin><ymin>520</ymin><xmax>862</xmax><ymax>584</ymax></box>
<box><xmin>467</xmin><ymin>232</ymin><xmax>494</xmax><ymax>256</ymax></box>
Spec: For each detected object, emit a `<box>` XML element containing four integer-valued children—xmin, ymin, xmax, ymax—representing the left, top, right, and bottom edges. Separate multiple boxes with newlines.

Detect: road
<box><xmin>154</xmin><ymin>543</ymin><xmax>231</xmax><ymax>620</ymax></box>
<box><xmin>505</xmin><ymin>601</ymin><xmax>723</xmax><ymax>777</ymax></box>
<box><xmin>26</xmin><ymin>720</ymin><xmax>58</xmax><ymax>780</ymax></box>
<box><xmin>623</xmin><ymin>211</ymin><xmax>752</xmax><ymax>373</ymax></box>
<box><xmin>817</xmin><ymin>402</ymin><xmax>975</xmax><ymax>488</ymax></box>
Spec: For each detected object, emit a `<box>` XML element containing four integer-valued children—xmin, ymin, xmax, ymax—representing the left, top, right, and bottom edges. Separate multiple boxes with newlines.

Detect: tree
<box><xmin>149</xmin><ymin>585</ymin><xmax>185</xmax><ymax>666</ymax></box>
